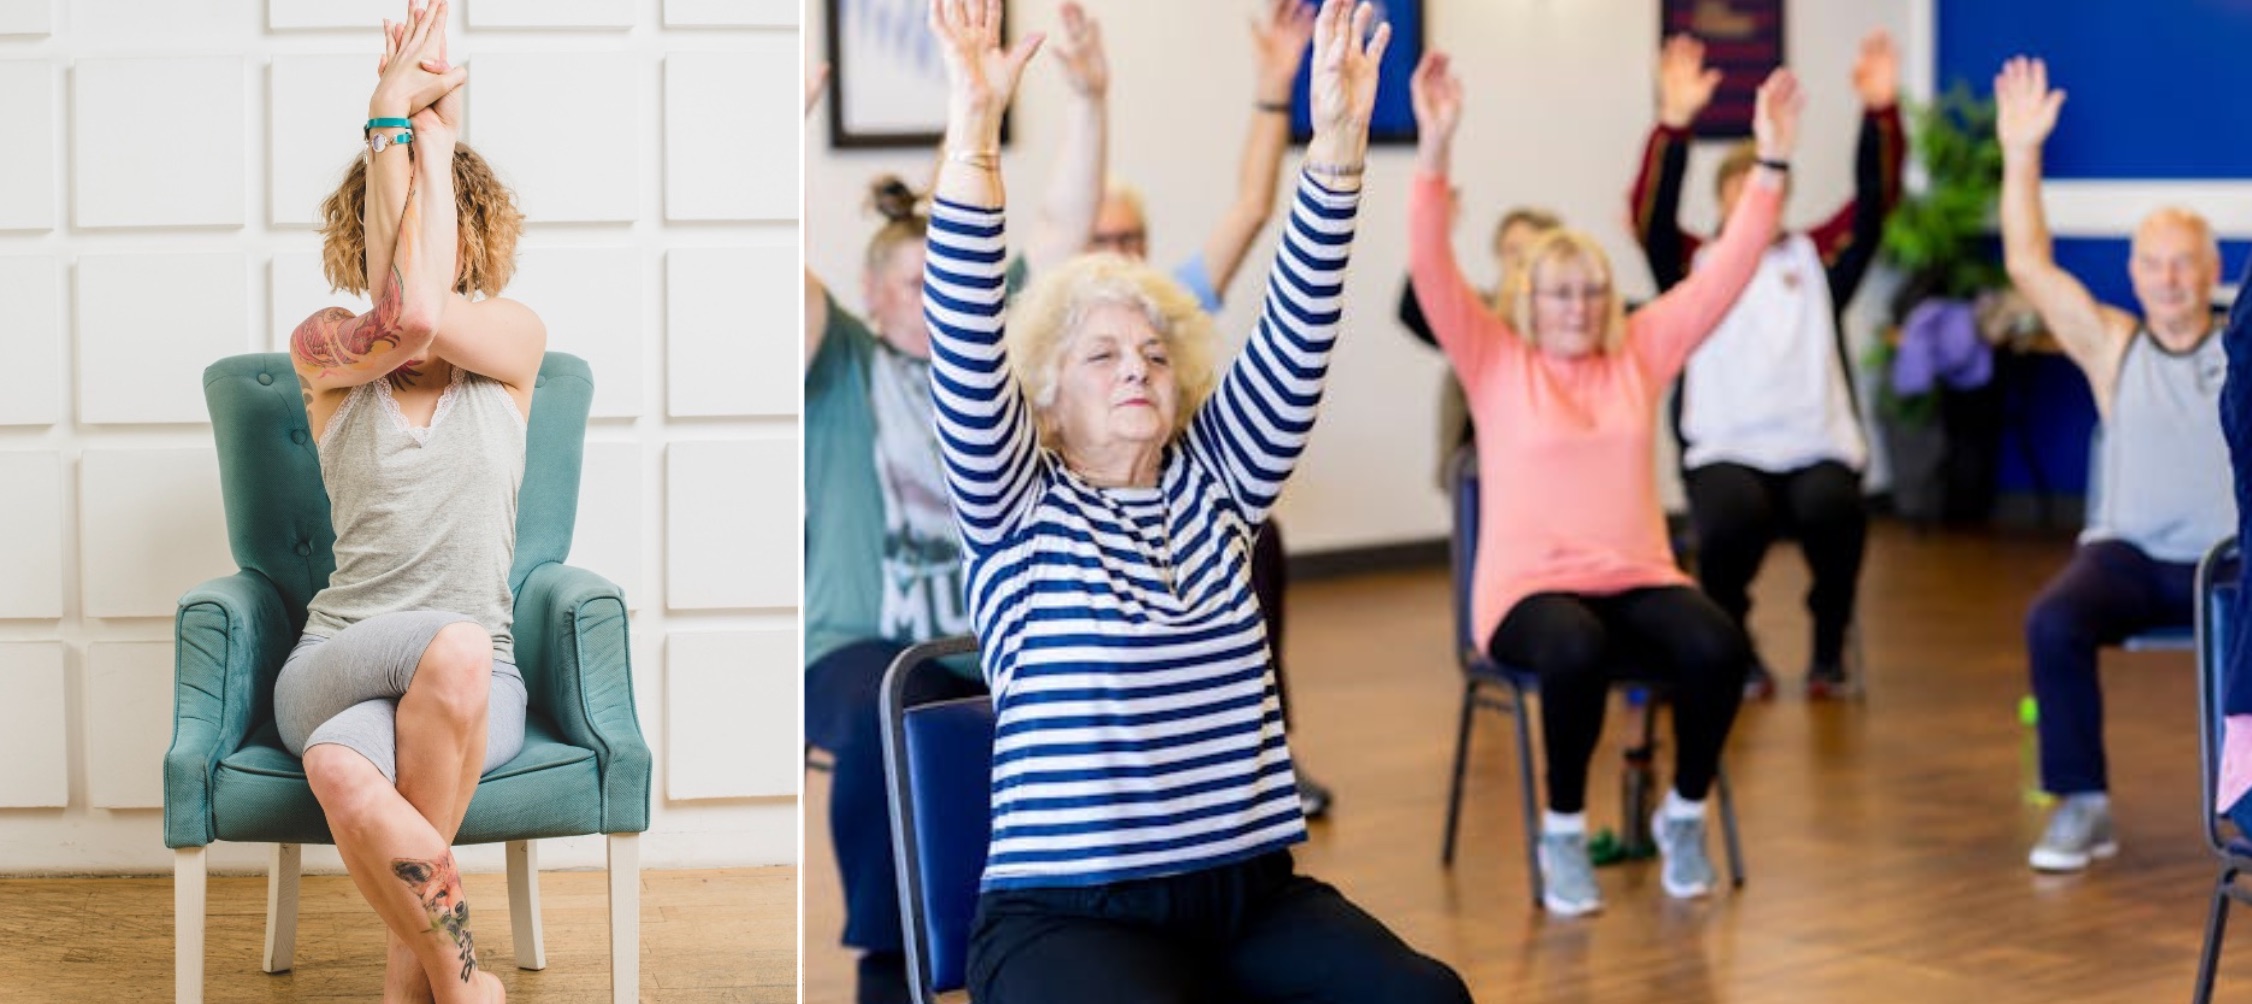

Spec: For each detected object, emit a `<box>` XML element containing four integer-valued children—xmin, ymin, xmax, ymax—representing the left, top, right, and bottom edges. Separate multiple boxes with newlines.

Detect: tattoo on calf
<box><xmin>391</xmin><ymin>853</ymin><xmax>480</xmax><ymax>984</ymax></box>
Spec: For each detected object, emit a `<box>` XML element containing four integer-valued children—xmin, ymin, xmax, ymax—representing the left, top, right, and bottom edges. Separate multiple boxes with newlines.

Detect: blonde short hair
<box><xmin>1500</xmin><ymin>229</ymin><xmax>1629</xmax><ymax>354</ymax></box>
<box><xmin>318</xmin><ymin>144</ymin><xmax>523</xmax><ymax>299</ymax></box>
<box><xmin>1004</xmin><ymin>253</ymin><xmax>1220</xmax><ymax>450</ymax></box>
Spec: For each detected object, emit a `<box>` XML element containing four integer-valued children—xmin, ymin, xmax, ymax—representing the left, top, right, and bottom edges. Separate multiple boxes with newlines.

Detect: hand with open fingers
<box><xmin>1657</xmin><ymin>34</ymin><xmax>1721</xmax><ymax>129</ymax></box>
<box><xmin>1252</xmin><ymin>0</ymin><xmax>1318</xmax><ymax>99</ymax></box>
<box><xmin>928</xmin><ymin>0</ymin><xmax>1044</xmax><ymax>127</ymax></box>
<box><xmin>1994</xmin><ymin>55</ymin><xmax>2065</xmax><ymax>153</ymax></box>
<box><xmin>409</xmin><ymin>0</ymin><xmax>463</xmax><ymax>134</ymax></box>
<box><xmin>1409</xmin><ymin>50</ymin><xmax>1462</xmax><ymax>145</ymax></box>
<box><xmin>1052</xmin><ymin>2</ymin><xmax>1107</xmax><ymax>99</ymax></box>
<box><xmin>1853</xmin><ymin>29</ymin><xmax>1898</xmax><ymax>109</ymax></box>
<box><xmin>1752</xmin><ymin>66</ymin><xmax>1803</xmax><ymax>163</ymax></box>
<box><xmin>1306</xmin><ymin>0</ymin><xmax>1390</xmax><ymax>151</ymax></box>
<box><xmin>372</xmin><ymin>0</ymin><xmax>464</xmax><ymax>117</ymax></box>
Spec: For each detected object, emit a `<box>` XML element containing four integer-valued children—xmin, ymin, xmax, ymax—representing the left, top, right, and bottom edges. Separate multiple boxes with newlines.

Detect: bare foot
<box><xmin>470</xmin><ymin>970</ymin><xmax>505</xmax><ymax>1002</ymax></box>
<box><xmin>384</xmin><ymin>934</ymin><xmax>435</xmax><ymax>1003</ymax></box>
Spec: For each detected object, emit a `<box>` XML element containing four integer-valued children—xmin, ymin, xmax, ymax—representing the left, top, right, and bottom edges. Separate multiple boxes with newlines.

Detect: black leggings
<box><xmin>1684</xmin><ymin>460</ymin><xmax>1866</xmax><ymax>667</ymax></box>
<box><xmin>1487</xmin><ymin>586</ymin><xmax>1749</xmax><ymax>813</ymax></box>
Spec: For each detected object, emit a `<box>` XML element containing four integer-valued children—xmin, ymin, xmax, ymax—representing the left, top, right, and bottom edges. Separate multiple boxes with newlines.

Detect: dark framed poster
<box><xmin>1661</xmin><ymin>0</ymin><xmax>1785</xmax><ymax>139</ymax></box>
<box><xmin>825</xmin><ymin>0</ymin><xmax>1013</xmax><ymax>149</ymax></box>
<box><xmin>1287</xmin><ymin>0</ymin><xmax>1425</xmax><ymax>146</ymax></box>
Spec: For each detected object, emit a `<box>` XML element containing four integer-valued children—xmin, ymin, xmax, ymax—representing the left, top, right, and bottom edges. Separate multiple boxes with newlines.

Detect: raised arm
<box><xmin>1996</xmin><ymin>56</ymin><xmax>2132</xmax><ymax>387</ymax></box>
<box><xmin>1197</xmin><ymin>0</ymin><xmax>1318</xmax><ymax>301</ymax></box>
<box><xmin>294</xmin><ymin>3</ymin><xmax>464</xmax><ymax>397</ymax></box>
<box><xmin>1186</xmin><ymin>0</ymin><xmax>1377</xmax><ymax>519</ymax></box>
<box><xmin>1629</xmin><ymin>34</ymin><xmax>1720</xmax><ymax>291</ymax></box>
<box><xmin>1634</xmin><ymin>67</ymin><xmax>1798</xmax><ymax>379</ymax></box>
<box><xmin>1807</xmin><ymin>29</ymin><xmax>1905</xmax><ymax>304</ymax></box>
<box><xmin>1021</xmin><ymin>2</ymin><xmax>1105</xmax><ymax>273</ymax></box>
<box><xmin>1406</xmin><ymin>51</ymin><xmax>1511</xmax><ymax>387</ymax></box>
<box><xmin>925</xmin><ymin>0</ymin><xmax>1047</xmax><ymax>550</ymax></box>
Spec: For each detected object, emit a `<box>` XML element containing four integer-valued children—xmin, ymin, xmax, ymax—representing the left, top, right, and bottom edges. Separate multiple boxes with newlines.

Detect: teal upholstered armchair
<box><xmin>165</xmin><ymin>352</ymin><xmax>651</xmax><ymax>1003</ymax></box>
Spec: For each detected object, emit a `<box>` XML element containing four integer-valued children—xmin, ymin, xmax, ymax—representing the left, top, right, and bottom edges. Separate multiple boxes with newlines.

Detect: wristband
<box><xmin>365</xmin><ymin>117</ymin><xmax>413</xmax><ymax>133</ymax></box>
<box><xmin>946</xmin><ymin>148</ymin><xmax>1000</xmax><ymax>170</ymax></box>
<box><xmin>1756</xmin><ymin>157</ymin><xmax>1790</xmax><ymax>172</ymax></box>
<box><xmin>1255</xmin><ymin>100</ymin><xmax>1291</xmax><ymax>114</ymax></box>
<box><xmin>1304</xmin><ymin>160</ymin><xmax>1365</xmax><ymax>179</ymax></box>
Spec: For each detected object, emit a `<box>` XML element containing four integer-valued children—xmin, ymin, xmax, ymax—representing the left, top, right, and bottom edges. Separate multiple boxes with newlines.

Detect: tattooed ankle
<box><xmin>392</xmin><ymin>853</ymin><xmax>480</xmax><ymax>983</ymax></box>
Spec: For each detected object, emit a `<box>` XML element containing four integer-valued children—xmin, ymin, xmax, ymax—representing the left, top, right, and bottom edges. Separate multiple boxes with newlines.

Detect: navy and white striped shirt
<box><xmin>924</xmin><ymin>172</ymin><xmax>1361</xmax><ymax>890</ymax></box>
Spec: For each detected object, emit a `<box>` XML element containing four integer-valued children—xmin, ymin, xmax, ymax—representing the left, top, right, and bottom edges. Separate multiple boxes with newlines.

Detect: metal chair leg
<box><xmin>2194</xmin><ymin>865</ymin><xmax>2236</xmax><ymax>1004</ymax></box>
<box><xmin>1717</xmin><ymin>767</ymin><xmax>1745</xmax><ymax>888</ymax></box>
<box><xmin>1441</xmin><ymin>679</ymin><xmax>1479</xmax><ymax>867</ymax></box>
<box><xmin>1510</xmin><ymin>680</ymin><xmax>1543</xmax><ymax>910</ymax></box>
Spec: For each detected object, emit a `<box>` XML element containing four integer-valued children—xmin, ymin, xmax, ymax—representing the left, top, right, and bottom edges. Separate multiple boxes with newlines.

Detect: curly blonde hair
<box><xmin>1004</xmin><ymin>254</ymin><xmax>1221</xmax><ymax>451</ymax></box>
<box><xmin>317</xmin><ymin>143</ymin><xmax>524</xmax><ymax>298</ymax></box>
<box><xmin>1499</xmin><ymin>228</ymin><xmax>1629</xmax><ymax>355</ymax></box>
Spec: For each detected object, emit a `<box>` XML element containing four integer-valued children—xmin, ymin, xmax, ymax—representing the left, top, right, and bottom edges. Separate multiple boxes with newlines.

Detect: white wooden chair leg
<box><xmin>262</xmin><ymin>843</ymin><xmax>301</xmax><ymax>973</ymax></box>
<box><xmin>607</xmin><ymin>833</ymin><xmax>640</xmax><ymax>1004</ymax></box>
<box><xmin>175</xmin><ymin>846</ymin><xmax>206</xmax><ymax>1004</ymax></box>
<box><xmin>506</xmin><ymin>839</ymin><xmax>546</xmax><ymax>970</ymax></box>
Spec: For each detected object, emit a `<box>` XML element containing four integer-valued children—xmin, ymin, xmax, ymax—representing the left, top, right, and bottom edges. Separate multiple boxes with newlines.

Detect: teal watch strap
<box><xmin>364</xmin><ymin>117</ymin><xmax>413</xmax><ymax>133</ymax></box>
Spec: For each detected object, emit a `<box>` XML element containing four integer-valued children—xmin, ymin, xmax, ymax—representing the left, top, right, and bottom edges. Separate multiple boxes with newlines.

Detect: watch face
<box><xmin>369</xmin><ymin>132</ymin><xmax>392</xmax><ymax>154</ymax></box>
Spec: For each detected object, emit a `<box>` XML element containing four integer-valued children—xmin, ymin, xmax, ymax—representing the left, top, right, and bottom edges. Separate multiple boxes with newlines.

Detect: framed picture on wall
<box><xmin>1287</xmin><ymin>0</ymin><xmax>1425</xmax><ymax>146</ymax></box>
<box><xmin>824</xmin><ymin>0</ymin><xmax>1012</xmax><ymax>148</ymax></box>
<box><xmin>1660</xmin><ymin>0</ymin><xmax>1785</xmax><ymax>139</ymax></box>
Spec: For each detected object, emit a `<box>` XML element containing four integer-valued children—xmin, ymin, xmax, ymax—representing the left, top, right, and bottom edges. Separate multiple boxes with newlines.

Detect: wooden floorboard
<box><xmin>804</xmin><ymin>521</ymin><xmax>2252</xmax><ymax>1002</ymax></box>
<box><xmin>0</xmin><ymin>866</ymin><xmax>796</xmax><ymax>1002</ymax></box>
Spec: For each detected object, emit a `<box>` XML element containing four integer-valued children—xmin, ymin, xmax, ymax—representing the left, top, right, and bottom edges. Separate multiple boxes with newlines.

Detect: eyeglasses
<box><xmin>1533</xmin><ymin>284</ymin><xmax>1611</xmax><ymax>304</ymax></box>
<box><xmin>1089</xmin><ymin>228</ymin><xmax>1148</xmax><ymax>255</ymax></box>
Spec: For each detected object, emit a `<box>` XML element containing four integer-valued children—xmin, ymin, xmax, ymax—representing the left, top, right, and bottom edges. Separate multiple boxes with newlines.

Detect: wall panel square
<box><xmin>0</xmin><ymin>643</ymin><xmax>68</xmax><ymax>808</ymax></box>
<box><xmin>466</xmin><ymin>54</ymin><xmax>638</xmax><ymax>223</ymax></box>
<box><xmin>74</xmin><ymin>57</ymin><xmax>244</xmax><ymax>228</ymax></box>
<box><xmin>569</xmin><ymin>441</ymin><xmax>643</xmax><ymax>607</ymax></box>
<box><xmin>0</xmin><ymin>0</ymin><xmax>51</xmax><ymax>34</ymax></box>
<box><xmin>80</xmin><ymin>447</ymin><xmax>232</xmax><ymax>618</ymax></box>
<box><xmin>77</xmin><ymin>252</ymin><xmax>250</xmax><ymax>424</ymax></box>
<box><xmin>0</xmin><ymin>61</ymin><xmax>55</xmax><ymax>230</ymax></box>
<box><xmin>664</xmin><ymin>0</ymin><xmax>794</xmax><ymax>26</ymax></box>
<box><xmin>665</xmin><ymin>629</ymin><xmax>796</xmax><ymax>799</ymax></box>
<box><xmin>86</xmin><ymin>641</ymin><xmax>171</xmax><ymax>809</ymax></box>
<box><xmin>0</xmin><ymin>452</ymin><xmax>64</xmax><ymax>619</ymax></box>
<box><xmin>665</xmin><ymin>439</ymin><xmax>795</xmax><ymax>610</ymax></box>
<box><xmin>271</xmin><ymin>55</ymin><xmax>374</xmax><ymax>227</ymax></box>
<box><xmin>0</xmin><ymin>256</ymin><xmax>63</xmax><ymax>425</ymax></box>
<box><xmin>269</xmin><ymin>0</ymin><xmax>394</xmax><ymax>29</ymax></box>
<box><xmin>468</xmin><ymin>0</ymin><xmax>632</xmax><ymax>28</ymax></box>
<box><xmin>503</xmin><ymin>247</ymin><xmax>642</xmax><ymax>417</ymax></box>
<box><xmin>665</xmin><ymin>247</ymin><xmax>794</xmax><ymax>417</ymax></box>
<box><xmin>664</xmin><ymin>50</ymin><xmax>796</xmax><ymax>221</ymax></box>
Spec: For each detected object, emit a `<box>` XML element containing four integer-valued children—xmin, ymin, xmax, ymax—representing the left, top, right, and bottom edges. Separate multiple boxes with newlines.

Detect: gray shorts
<box><xmin>275</xmin><ymin>609</ymin><xmax>528</xmax><ymax>783</ymax></box>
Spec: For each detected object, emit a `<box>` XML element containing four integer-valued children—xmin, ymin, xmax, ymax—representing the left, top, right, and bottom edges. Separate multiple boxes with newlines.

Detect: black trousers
<box><xmin>1684</xmin><ymin>460</ymin><xmax>1867</xmax><ymax>668</ymax></box>
<box><xmin>966</xmin><ymin>851</ymin><xmax>1470</xmax><ymax>1004</ymax></box>
<box><xmin>2027</xmin><ymin>540</ymin><xmax>2197</xmax><ymax>794</ymax></box>
<box><xmin>803</xmin><ymin>639</ymin><xmax>985</xmax><ymax>955</ymax></box>
<box><xmin>1487</xmin><ymin>586</ymin><xmax>1749</xmax><ymax>814</ymax></box>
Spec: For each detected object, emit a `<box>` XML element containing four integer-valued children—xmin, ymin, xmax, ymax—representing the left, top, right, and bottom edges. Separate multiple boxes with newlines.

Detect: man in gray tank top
<box><xmin>1996</xmin><ymin>56</ymin><xmax>2236</xmax><ymax>873</ymax></box>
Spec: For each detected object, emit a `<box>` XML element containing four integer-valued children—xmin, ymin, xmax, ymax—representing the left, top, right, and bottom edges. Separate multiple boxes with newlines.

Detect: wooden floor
<box><xmin>804</xmin><ymin>521</ymin><xmax>2252</xmax><ymax>1002</ymax></box>
<box><xmin>0</xmin><ymin>866</ymin><xmax>797</xmax><ymax>1002</ymax></box>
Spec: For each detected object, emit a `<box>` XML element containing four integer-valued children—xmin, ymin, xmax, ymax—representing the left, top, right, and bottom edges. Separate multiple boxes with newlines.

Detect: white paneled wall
<box><xmin>0</xmin><ymin>2</ymin><xmax>800</xmax><ymax>875</ymax></box>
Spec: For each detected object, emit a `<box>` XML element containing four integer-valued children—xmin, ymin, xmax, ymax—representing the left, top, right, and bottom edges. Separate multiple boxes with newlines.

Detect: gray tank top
<box><xmin>303</xmin><ymin>366</ymin><xmax>527</xmax><ymax>661</ymax></box>
<box><xmin>2084</xmin><ymin>328</ymin><xmax>2234</xmax><ymax>563</ymax></box>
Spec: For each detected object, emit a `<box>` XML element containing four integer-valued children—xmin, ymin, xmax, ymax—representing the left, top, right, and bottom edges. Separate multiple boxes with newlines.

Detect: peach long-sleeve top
<box><xmin>1409</xmin><ymin>169</ymin><xmax>1784</xmax><ymax>646</ymax></box>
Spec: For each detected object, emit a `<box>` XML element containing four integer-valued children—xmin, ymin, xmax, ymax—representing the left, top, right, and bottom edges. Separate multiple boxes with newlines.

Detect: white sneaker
<box><xmin>2029</xmin><ymin>794</ymin><xmax>2118</xmax><ymax>872</ymax></box>
<box><xmin>1652</xmin><ymin>805</ymin><xmax>1715</xmax><ymax>899</ymax></box>
<box><xmin>1537</xmin><ymin>829</ymin><xmax>1603</xmax><ymax>916</ymax></box>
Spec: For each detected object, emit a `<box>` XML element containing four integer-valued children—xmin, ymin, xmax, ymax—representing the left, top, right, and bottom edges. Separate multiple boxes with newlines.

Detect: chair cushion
<box><xmin>903</xmin><ymin>697</ymin><xmax>995</xmax><ymax>994</ymax></box>
<box><xmin>212</xmin><ymin>714</ymin><xmax>602</xmax><ymax>845</ymax></box>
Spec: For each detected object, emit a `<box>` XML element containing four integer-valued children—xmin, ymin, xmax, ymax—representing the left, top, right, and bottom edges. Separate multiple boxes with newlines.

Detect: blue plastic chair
<box><xmin>880</xmin><ymin>635</ymin><xmax>991</xmax><ymax>1004</ymax></box>
<box><xmin>1438</xmin><ymin>446</ymin><xmax>1745</xmax><ymax>907</ymax></box>
<box><xmin>2191</xmin><ymin>536</ymin><xmax>2244</xmax><ymax>1003</ymax></box>
<box><xmin>166</xmin><ymin>353</ymin><xmax>651</xmax><ymax>1003</ymax></box>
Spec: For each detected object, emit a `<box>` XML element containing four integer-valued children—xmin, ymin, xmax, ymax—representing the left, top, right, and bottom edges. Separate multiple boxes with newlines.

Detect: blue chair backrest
<box><xmin>881</xmin><ymin>636</ymin><xmax>991</xmax><ymax>1001</ymax></box>
<box><xmin>2197</xmin><ymin>536</ymin><xmax>2242</xmax><ymax>850</ymax></box>
<box><xmin>1446</xmin><ymin>445</ymin><xmax>1482</xmax><ymax>663</ymax></box>
<box><xmin>200</xmin><ymin>352</ymin><xmax>594</xmax><ymax>622</ymax></box>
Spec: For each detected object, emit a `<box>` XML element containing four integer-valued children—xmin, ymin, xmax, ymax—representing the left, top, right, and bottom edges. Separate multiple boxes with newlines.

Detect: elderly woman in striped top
<box><xmin>919</xmin><ymin>1</ymin><xmax>1468</xmax><ymax>1001</ymax></box>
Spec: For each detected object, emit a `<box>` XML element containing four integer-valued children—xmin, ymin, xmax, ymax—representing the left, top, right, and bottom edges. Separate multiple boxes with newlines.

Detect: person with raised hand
<box><xmin>1629</xmin><ymin>30</ymin><xmax>1906</xmax><ymax>701</ymax></box>
<box><xmin>921</xmin><ymin>0</ymin><xmax>1469</xmax><ymax>998</ymax></box>
<box><xmin>1995</xmin><ymin>54</ymin><xmax>2233</xmax><ymax>874</ymax></box>
<box><xmin>1410</xmin><ymin>47</ymin><xmax>1800</xmax><ymax>917</ymax></box>
<box><xmin>283</xmin><ymin>1</ymin><xmax>541</xmax><ymax>1000</ymax></box>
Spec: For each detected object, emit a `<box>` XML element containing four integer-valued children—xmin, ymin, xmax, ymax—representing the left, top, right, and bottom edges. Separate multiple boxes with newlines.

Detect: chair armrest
<box><xmin>165</xmin><ymin>571</ymin><xmax>294</xmax><ymax>849</ymax></box>
<box><xmin>512</xmin><ymin>561</ymin><xmax>652</xmax><ymax>834</ymax></box>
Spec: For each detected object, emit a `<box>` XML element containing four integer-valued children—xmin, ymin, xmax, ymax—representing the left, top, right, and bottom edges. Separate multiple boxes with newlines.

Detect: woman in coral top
<box><xmin>1407</xmin><ymin>51</ymin><xmax>1799</xmax><ymax>917</ymax></box>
